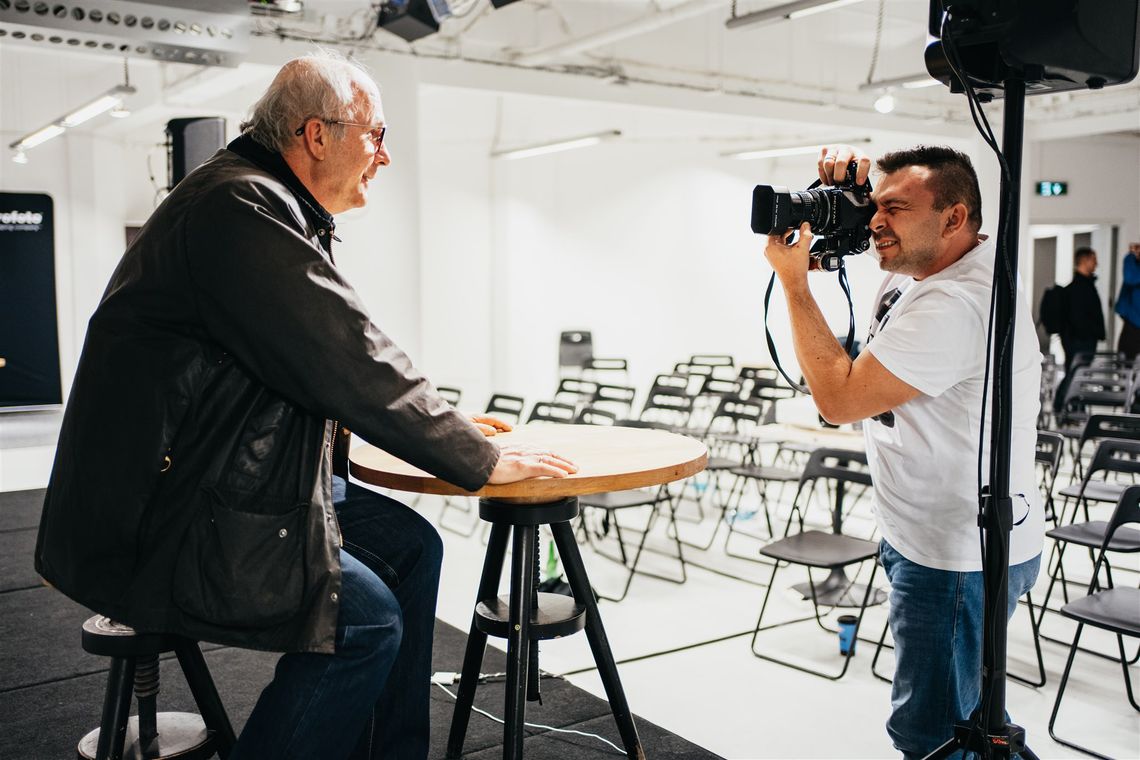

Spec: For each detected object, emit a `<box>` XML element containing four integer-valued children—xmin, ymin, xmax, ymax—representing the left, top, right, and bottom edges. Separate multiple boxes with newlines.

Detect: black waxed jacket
<box><xmin>34</xmin><ymin>135</ymin><xmax>499</xmax><ymax>654</ymax></box>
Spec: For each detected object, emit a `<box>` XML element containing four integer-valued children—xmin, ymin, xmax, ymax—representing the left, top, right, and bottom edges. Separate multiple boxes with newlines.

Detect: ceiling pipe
<box><xmin>514</xmin><ymin>0</ymin><xmax>726</xmax><ymax>67</ymax></box>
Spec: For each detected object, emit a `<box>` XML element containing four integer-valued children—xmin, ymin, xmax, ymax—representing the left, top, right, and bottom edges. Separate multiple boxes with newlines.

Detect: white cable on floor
<box><xmin>433</xmin><ymin>682</ymin><xmax>624</xmax><ymax>754</ymax></box>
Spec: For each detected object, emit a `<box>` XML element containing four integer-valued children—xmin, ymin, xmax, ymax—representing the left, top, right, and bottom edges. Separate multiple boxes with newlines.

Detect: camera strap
<box><xmin>762</xmin><ymin>258</ymin><xmax>856</xmax><ymax>397</ymax></box>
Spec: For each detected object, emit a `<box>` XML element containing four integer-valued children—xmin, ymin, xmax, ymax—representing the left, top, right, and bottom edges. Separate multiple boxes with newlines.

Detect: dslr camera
<box><xmin>750</xmin><ymin>161</ymin><xmax>876</xmax><ymax>272</ymax></box>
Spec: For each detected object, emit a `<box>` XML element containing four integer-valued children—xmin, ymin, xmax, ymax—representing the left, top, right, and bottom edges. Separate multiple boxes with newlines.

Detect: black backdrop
<box><xmin>0</xmin><ymin>192</ymin><xmax>62</xmax><ymax>410</ymax></box>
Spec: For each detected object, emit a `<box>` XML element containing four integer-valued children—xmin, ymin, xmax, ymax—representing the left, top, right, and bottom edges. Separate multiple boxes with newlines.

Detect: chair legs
<box><xmin>1007</xmin><ymin>590</ymin><xmax>1047</xmax><ymax>688</ymax></box>
<box><xmin>749</xmin><ymin>559</ymin><xmax>881</xmax><ymax>680</ymax></box>
<box><xmin>1048</xmin><ymin>622</ymin><xmax>1140</xmax><ymax>760</ymax></box>
<box><xmin>584</xmin><ymin>492</ymin><xmax>687</xmax><ymax>602</ymax></box>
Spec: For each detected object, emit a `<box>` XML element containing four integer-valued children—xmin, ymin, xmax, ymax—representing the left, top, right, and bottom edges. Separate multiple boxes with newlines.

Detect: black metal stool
<box><xmin>445</xmin><ymin>496</ymin><xmax>644</xmax><ymax>760</ymax></box>
<box><xmin>77</xmin><ymin>615</ymin><xmax>236</xmax><ymax>760</ymax></box>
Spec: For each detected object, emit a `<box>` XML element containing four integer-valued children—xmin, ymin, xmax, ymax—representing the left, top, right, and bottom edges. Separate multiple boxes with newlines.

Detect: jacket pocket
<box><xmin>173</xmin><ymin>490</ymin><xmax>307</xmax><ymax>628</ymax></box>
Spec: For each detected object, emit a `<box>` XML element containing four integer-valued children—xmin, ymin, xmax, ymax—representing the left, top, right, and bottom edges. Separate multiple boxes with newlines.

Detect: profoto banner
<box><xmin>0</xmin><ymin>192</ymin><xmax>62</xmax><ymax>410</ymax></box>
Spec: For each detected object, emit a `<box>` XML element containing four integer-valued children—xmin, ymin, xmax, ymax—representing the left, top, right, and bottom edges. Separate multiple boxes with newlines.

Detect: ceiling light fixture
<box><xmin>492</xmin><ymin>130</ymin><xmax>622</xmax><ymax>161</ymax></box>
<box><xmin>873</xmin><ymin>93</ymin><xmax>896</xmax><ymax>113</ymax></box>
<box><xmin>726</xmin><ymin>0</ymin><xmax>866</xmax><ymax>30</ymax></box>
<box><xmin>858</xmin><ymin>74</ymin><xmax>941</xmax><ymax>92</ymax></box>
<box><xmin>724</xmin><ymin>137</ymin><xmax>871</xmax><ymax>161</ymax></box>
<box><xmin>8</xmin><ymin>55</ymin><xmax>136</xmax><ymax>162</ymax></box>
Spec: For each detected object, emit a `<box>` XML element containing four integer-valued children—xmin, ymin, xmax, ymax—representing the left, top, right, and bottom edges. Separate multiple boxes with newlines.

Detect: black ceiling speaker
<box><xmin>490</xmin><ymin>0</ymin><xmax>523</xmax><ymax>7</ymax></box>
<box><xmin>377</xmin><ymin>0</ymin><xmax>452</xmax><ymax>42</ymax></box>
<box><xmin>926</xmin><ymin>0</ymin><xmax>1140</xmax><ymax>99</ymax></box>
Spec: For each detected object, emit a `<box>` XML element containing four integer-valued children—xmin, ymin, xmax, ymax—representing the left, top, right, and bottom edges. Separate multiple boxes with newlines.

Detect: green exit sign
<box><xmin>1036</xmin><ymin>181</ymin><xmax>1068</xmax><ymax>197</ymax></box>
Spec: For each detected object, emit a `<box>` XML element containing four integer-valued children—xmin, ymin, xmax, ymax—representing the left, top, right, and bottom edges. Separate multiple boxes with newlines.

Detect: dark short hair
<box><xmin>876</xmin><ymin>145</ymin><xmax>983</xmax><ymax>232</ymax></box>
<box><xmin>1074</xmin><ymin>246</ymin><xmax>1097</xmax><ymax>263</ymax></box>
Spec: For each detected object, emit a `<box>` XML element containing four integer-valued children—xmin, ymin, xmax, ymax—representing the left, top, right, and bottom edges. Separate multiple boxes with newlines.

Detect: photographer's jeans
<box><xmin>231</xmin><ymin>477</ymin><xmax>444</xmax><ymax>760</ymax></box>
<box><xmin>879</xmin><ymin>540</ymin><xmax>1040</xmax><ymax>760</ymax></box>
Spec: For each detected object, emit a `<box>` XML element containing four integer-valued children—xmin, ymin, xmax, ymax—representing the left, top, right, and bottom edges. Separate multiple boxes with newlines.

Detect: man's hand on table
<box><xmin>470</xmin><ymin>414</ymin><xmax>512</xmax><ymax>436</ymax></box>
<box><xmin>488</xmin><ymin>444</ymin><xmax>579</xmax><ymax>484</ymax></box>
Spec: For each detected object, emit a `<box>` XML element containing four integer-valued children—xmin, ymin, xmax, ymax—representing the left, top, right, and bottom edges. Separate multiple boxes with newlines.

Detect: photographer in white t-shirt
<box><xmin>763</xmin><ymin>144</ymin><xmax>1043</xmax><ymax>759</ymax></box>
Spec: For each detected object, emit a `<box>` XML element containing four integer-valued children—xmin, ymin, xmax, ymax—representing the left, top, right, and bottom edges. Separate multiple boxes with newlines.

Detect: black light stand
<box><xmin>922</xmin><ymin>1</ymin><xmax>1139</xmax><ymax>755</ymax></box>
<box><xmin>924</xmin><ymin>74</ymin><xmax>1034</xmax><ymax>760</ymax></box>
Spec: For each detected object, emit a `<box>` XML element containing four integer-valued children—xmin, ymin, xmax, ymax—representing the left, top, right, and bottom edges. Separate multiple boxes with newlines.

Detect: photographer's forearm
<box><xmin>781</xmin><ymin>279</ymin><xmax>854</xmax><ymax>422</ymax></box>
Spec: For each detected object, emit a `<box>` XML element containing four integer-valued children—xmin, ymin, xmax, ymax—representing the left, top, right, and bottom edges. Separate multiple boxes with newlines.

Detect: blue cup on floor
<box><xmin>837</xmin><ymin>614</ymin><xmax>858</xmax><ymax>655</ymax></box>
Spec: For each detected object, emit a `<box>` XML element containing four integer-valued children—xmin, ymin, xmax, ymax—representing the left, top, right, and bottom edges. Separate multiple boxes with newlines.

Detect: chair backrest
<box><xmin>785</xmin><ymin>448</ymin><xmax>872</xmax><ymax>536</ymax></box>
<box><xmin>436</xmin><ymin>386</ymin><xmax>462</xmax><ymax>406</ymax></box>
<box><xmin>575</xmin><ymin>404</ymin><xmax>618</xmax><ymax>426</ymax></box>
<box><xmin>707</xmin><ymin>397</ymin><xmax>765</xmax><ymax>435</ymax></box>
<box><xmin>527</xmin><ymin>400</ymin><xmax>577</xmax><ymax>424</ymax></box>
<box><xmin>649</xmin><ymin>373</ymin><xmax>691</xmax><ymax>395</ymax></box>
<box><xmin>1076</xmin><ymin>413</ymin><xmax>1140</xmax><ymax>455</ymax></box>
<box><xmin>1083</xmin><ymin>437</ymin><xmax>1140</xmax><ymax>484</ymax></box>
<box><xmin>638</xmin><ymin>389</ymin><xmax>693</xmax><ymax>427</ymax></box>
<box><xmin>485</xmin><ymin>393</ymin><xmax>526</xmax><ymax>423</ymax></box>
<box><xmin>554</xmin><ymin>377</ymin><xmax>599</xmax><ymax>405</ymax></box>
<box><xmin>696</xmin><ymin>375</ymin><xmax>743</xmax><ymax>401</ymax></box>
<box><xmin>1035</xmin><ymin>430</ymin><xmax>1064</xmax><ymax>521</ymax></box>
<box><xmin>799</xmin><ymin>448</ymin><xmax>873</xmax><ymax>489</ymax></box>
<box><xmin>1085</xmin><ymin>485</ymin><xmax>1140</xmax><ymax>593</ymax></box>
<box><xmin>558</xmin><ymin>330</ymin><xmax>593</xmax><ymax>371</ymax></box>
<box><xmin>582</xmin><ymin>357</ymin><xmax>628</xmax><ymax>375</ymax></box>
<box><xmin>689</xmin><ymin>354</ymin><xmax>735</xmax><ymax>369</ymax></box>
<box><xmin>591</xmin><ymin>383</ymin><xmax>637</xmax><ymax>417</ymax></box>
<box><xmin>1035</xmin><ymin>430</ymin><xmax>1064</xmax><ymax>482</ymax></box>
<box><xmin>748</xmin><ymin>376</ymin><xmax>796</xmax><ymax>402</ymax></box>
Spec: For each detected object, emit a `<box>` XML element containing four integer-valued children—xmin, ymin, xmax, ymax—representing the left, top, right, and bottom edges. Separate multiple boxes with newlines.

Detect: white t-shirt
<box><xmin>863</xmin><ymin>236</ymin><xmax>1044</xmax><ymax>572</ymax></box>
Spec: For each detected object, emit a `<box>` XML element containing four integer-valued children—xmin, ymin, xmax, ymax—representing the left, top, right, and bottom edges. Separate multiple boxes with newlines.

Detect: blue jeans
<box><xmin>880</xmin><ymin>540</ymin><xmax>1040</xmax><ymax>759</ymax></box>
<box><xmin>231</xmin><ymin>477</ymin><xmax>444</xmax><ymax>760</ymax></box>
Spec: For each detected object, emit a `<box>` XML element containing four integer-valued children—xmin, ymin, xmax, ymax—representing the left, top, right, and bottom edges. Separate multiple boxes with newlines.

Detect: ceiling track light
<box><xmin>726</xmin><ymin>0</ymin><xmax>866</xmax><ymax>30</ymax></box>
<box><xmin>723</xmin><ymin>137</ymin><xmax>871</xmax><ymax>161</ymax></box>
<box><xmin>8</xmin><ymin>59</ymin><xmax>136</xmax><ymax>161</ymax></box>
<box><xmin>492</xmin><ymin>130</ymin><xmax>622</xmax><ymax>161</ymax></box>
<box><xmin>858</xmin><ymin>74</ymin><xmax>941</xmax><ymax>92</ymax></box>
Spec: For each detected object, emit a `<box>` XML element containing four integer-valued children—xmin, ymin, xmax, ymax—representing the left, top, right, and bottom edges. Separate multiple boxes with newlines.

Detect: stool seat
<box><xmin>82</xmin><ymin>617</ymin><xmax>173</xmax><ymax>658</ymax></box>
<box><xmin>475</xmin><ymin>592</ymin><xmax>586</xmax><ymax>639</ymax></box>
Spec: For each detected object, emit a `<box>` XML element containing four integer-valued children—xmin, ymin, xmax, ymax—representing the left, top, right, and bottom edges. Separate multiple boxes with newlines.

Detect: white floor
<box><xmin>376</xmin><ymin>478</ymin><xmax>1140</xmax><ymax>760</ymax></box>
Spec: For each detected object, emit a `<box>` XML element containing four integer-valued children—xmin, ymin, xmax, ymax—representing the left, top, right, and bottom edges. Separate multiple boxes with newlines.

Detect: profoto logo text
<box><xmin>0</xmin><ymin>210</ymin><xmax>45</xmax><ymax>232</ymax></box>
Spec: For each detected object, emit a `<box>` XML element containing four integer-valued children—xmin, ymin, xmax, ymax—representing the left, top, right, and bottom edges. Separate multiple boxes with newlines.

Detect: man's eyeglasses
<box><xmin>294</xmin><ymin>118</ymin><xmax>386</xmax><ymax>148</ymax></box>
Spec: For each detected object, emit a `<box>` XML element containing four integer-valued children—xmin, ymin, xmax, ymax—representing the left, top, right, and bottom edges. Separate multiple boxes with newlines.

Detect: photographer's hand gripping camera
<box><xmin>751</xmin><ymin>162</ymin><xmax>875</xmax><ymax>393</ymax></box>
<box><xmin>751</xmin><ymin>162</ymin><xmax>876</xmax><ymax>271</ymax></box>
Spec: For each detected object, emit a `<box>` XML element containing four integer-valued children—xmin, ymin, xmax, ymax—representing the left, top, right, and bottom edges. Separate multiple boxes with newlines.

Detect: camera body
<box><xmin>750</xmin><ymin>162</ymin><xmax>876</xmax><ymax>271</ymax></box>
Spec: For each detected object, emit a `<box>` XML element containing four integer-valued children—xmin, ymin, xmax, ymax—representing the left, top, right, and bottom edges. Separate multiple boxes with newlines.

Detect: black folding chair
<box><xmin>553</xmin><ymin>378</ymin><xmax>599</xmax><ymax>412</ymax></box>
<box><xmin>574</xmin><ymin>404</ymin><xmax>617</xmax><ymax>426</ymax></box>
<box><xmin>590</xmin><ymin>383</ymin><xmax>637</xmax><ymax>419</ymax></box>
<box><xmin>1007</xmin><ymin>430</ymin><xmax>1064</xmax><ymax>688</ymax></box>
<box><xmin>439</xmin><ymin>393</ymin><xmax>526</xmax><ymax>535</ymax></box>
<box><xmin>526</xmin><ymin>401</ymin><xmax>577</xmax><ymax>424</ymax></box>
<box><xmin>437</xmin><ymin>386</ymin><xmax>462</xmax><ymax>406</ymax></box>
<box><xmin>1038</xmin><ymin>438</ymin><xmax>1140</xmax><ymax>662</ymax></box>
<box><xmin>577</xmin><ymin>419</ymin><xmax>686</xmax><ymax>601</ymax></box>
<box><xmin>1047</xmin><ymin>485</ymin><xmax>1140</xmax><ymax>760</ymax></box>
<box><xmin>484</xmin><ymin>393</ymin><xmax>526</xmax><ymax>425</ymax></box>
<box><xmin>749</xmin><ymin>448</ymin><xmax>882</xmax><ymax>680</ymax></box>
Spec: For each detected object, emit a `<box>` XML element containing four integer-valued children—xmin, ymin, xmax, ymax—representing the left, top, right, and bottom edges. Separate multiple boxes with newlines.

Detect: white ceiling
<box><xmin>1</xmin><ymin>0</ymin><xmax>1137</xmax><ymax>150</ymax></box>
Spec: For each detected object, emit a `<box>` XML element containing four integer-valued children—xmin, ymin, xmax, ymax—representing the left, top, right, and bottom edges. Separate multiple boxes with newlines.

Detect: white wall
<box><xmin>417</xmin><ymin>85</ymin><xmax>1011</xmax><ymax>412</ymax></box>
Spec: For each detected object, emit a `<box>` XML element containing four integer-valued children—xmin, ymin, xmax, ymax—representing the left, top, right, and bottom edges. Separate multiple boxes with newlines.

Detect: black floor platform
<box><xmin>1</xmin><ymin>489</ymin><xmax>721</xmax><ymax>759</ymax></box>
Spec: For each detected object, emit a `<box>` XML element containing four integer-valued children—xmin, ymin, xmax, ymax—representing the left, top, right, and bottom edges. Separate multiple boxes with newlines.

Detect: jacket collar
<box><xmin>227</xmin><ymin>134</ymin><xmax>337</xmax><ymax>248</ymax></box>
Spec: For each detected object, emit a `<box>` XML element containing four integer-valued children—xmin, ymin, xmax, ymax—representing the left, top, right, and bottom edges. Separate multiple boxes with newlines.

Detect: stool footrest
<box><xmin>475</xmin><ymin>592</ymin><xmax>586</xmax><ymax>639</ymax></box>
<box><xmin>77</xmin><ymin>712</ymin><xmax>215</xmax><ymax>760</ymax></box>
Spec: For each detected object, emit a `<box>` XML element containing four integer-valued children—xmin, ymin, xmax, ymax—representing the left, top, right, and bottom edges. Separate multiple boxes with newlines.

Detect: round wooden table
<box><xmin>350</xmin><ymin>424</ymin><xmax>707</xmax><ymax>760</ymax></box>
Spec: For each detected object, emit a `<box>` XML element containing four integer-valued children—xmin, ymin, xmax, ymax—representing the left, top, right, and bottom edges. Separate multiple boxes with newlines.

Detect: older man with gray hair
<box><xmin>36</xmin><ymin>51</ymin><xmax>575</xmax><ymax>760</ymax></box>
